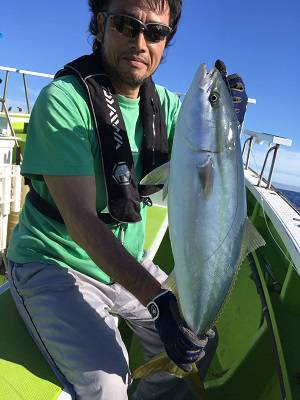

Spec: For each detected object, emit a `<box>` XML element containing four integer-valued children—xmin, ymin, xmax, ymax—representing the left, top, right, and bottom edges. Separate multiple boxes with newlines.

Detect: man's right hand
<box><xmin>147</xmin><ymin>290</ymin><xmax>207</xmax><ymax>372</ymax></box>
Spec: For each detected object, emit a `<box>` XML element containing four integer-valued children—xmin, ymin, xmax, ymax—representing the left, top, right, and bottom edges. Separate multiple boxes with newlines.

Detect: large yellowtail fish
<box><xmin>137</xmin><ymin>63</ymin><xmax>264</xmax><ymax>387</ymax></box>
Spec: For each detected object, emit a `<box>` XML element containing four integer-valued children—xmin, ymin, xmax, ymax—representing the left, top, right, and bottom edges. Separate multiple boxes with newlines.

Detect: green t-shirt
<box><xmin>7</xmin><ymin>75</ymin><xmax>180</xmax><ymax>284</ymax></box>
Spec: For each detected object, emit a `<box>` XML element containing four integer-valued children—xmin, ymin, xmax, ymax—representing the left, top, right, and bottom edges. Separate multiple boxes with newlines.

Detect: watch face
<box><xmin>148</xmin><ymin>302</ymin><xmax>159</xmax><ymax>319</ymax></box>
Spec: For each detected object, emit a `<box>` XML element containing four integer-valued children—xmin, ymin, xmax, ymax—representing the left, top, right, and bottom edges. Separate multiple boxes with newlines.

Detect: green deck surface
<box><xmin>144</xmin><ymin>205</ymin><xmax>167</xmax><ymax>251</ymax></box>
<box><xmin>0</xmin><ymin>288</ymin><xmax>63</xmax><ymax>400</ymax></box>
<box><xmin>0</xmin><ymin>274</ymin><xmax>7</xmax><ymax>285</ymax></box>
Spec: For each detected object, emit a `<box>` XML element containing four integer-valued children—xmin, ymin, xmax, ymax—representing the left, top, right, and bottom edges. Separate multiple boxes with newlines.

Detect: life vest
<box><xmin>27</xmin><ymin>51</ymin><xmax>169</xmax><ymax>225</ymax></box>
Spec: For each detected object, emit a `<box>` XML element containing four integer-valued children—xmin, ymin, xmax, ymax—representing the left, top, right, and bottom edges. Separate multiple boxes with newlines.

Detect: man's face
<box><xmin>97</xmin><ymin>0</ymin><xmax>170</xmax><ymax>94</ymax></box>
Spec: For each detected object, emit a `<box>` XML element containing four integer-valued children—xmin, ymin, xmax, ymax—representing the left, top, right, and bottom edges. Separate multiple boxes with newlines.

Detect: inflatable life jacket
<box><xmin>28</xmin><ymin>51</ymin><xmax>169</xmax><ymax>225</ymax></box>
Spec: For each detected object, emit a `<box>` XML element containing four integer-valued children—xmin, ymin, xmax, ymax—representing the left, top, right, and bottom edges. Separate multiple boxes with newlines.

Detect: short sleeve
<box><xmin>155</xmin><ymin>85</ymin><xmax>181</xmax><ymax>154</ymax></box>
<box><xmin>21</xmin><ymin>77</ymin><xmax>95</xmax><ymax>179</ymax></box>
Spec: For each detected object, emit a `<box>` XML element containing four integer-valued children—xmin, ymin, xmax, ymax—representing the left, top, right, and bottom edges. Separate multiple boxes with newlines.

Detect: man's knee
<box><xmin>73</xmin><ymin>370</ymin><xmax>129</xmax><ymax>400</ymax></box>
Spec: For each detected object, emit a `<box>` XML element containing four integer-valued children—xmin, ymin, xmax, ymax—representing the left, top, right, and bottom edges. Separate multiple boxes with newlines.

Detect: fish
<box><xmin>136</xmin><ymin>62</ymin><xmax>264</xmax><ymax>382</ymax></box>
<box><xmin>166</xmin><ymin>62</ymin><xmax>247</xmax><ymax>334</ymax></box>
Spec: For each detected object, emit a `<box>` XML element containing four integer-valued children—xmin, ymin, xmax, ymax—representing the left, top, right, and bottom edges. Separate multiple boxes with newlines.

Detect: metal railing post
<box><xmin>22</xmin><ymin>73</ymin><xmax>31</xmax><ymax>114</ymax></box>
<box><xmin>267</xmin><ymin>144</ymin><xmax>280</xmax><ymax>189</ymax></box>
<box><xmin>1</xmin><ymin>71</ymin><xmax>10</xmax><ymax>112</ymax></box>
<box><xmin>258</xmin><ymin>144</ymin><xmax>280</xmax><ymax>188</ymax></box>
<box><xmin>242</xmin><ymin>136</ymin><xmax>254</xmax><ymax>170</ymax></box>
<box><xmin>0</xmin><ymin>98</ymin><xmax>21</xmax><ymax>154</ymax></box>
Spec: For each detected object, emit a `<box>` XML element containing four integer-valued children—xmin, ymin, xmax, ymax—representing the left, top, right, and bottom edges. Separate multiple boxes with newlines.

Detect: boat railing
<box><xmin>0</xmin><ymin>65</ymin><xmax>54</xmax><ymax>114</ymax></box>
<box><xmin>0</xmin><ymin>66</ymin><xmax>54</xmax><ymax>151</ymax></box>
<box><xmin>242</xmin><ymin>130</ymin><xmax>293</xmax><ymax>189</ymax></box>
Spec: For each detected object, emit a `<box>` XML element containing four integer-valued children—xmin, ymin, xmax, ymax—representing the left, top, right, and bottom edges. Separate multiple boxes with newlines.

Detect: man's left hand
<box><xmin>227</xmin><ymin>73</ymin><xmax>248</xmax><ymax>125</ymax></box>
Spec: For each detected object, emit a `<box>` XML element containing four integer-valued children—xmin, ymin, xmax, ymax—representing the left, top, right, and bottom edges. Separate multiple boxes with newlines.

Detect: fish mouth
<box><xmin>197</xmin><ymin>64</ymin><xmax>219</xmax><ymax>90</ymax></box>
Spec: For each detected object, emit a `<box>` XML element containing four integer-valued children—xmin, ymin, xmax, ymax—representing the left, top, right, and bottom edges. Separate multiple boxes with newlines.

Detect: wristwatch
<box><xmin>147</xmin><ymin>300</ymin><xmax>160</xmax><ymax>320</ymax></box>
<box><xmin>146</xmin><ymin>290</ymin><xmax>172</xmax><ymax>321</ymax></box>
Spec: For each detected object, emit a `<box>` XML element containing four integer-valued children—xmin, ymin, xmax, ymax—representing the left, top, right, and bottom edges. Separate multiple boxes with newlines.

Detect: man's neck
<box><xmin>111</xmin><ymin>79</ymin><xmax>140</xmax><ymax>99</ymax></box>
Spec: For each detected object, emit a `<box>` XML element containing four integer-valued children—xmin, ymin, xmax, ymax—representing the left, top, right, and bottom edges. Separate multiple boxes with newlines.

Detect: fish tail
<box><xmin>131</xmin><ymin>352</ymin><xmax>208</xmax><ymax>399</ymax></box>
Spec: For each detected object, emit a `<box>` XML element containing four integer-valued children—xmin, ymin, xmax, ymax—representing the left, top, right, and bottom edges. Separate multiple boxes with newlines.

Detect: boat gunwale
<box><xmin>244</xmin><ymin>168</ymin><xmax>300</xmax><ymax>275</ymax></box>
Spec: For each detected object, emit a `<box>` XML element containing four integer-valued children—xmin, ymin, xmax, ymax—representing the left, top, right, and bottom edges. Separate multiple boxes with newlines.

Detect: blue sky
<box><xmin>1</xmin><ymin>0</ymin><xmax>300</xmax><ymax>188</ymax></box>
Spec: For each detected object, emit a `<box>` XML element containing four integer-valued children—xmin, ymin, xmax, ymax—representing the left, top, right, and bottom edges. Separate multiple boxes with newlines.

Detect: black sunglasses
<box><xmin>102</xmin><ymin>12</ymin><xmax>172</xmax><ymax>43</ymax></box>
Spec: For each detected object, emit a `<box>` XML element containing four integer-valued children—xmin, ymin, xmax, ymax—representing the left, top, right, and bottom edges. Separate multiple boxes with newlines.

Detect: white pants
<box><xmin>8</xmin><ymin>259</ymin><xmax>217</xmax><ymax>400</ymax></box>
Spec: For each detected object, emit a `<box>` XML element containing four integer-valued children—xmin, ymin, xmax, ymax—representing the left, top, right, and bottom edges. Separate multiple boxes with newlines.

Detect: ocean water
<box><xmin>276</xmin><ymin>188</ymin><xmax>300</xmax><ymax>212</ymax></box>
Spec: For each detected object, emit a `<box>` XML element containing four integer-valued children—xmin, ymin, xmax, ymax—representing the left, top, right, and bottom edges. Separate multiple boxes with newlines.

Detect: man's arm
<box><xmin>44</xmin><ymin>173</ymin><xmax>208</xmax><ymax>371</ymax></box>
<box><xmin>43</xmin><ymin>175</ymin><xmax>163</xmax><ymax>306</ymax></box>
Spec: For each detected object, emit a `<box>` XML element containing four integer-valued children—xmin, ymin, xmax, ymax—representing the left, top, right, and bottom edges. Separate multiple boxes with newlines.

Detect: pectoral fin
<box><xmin>197</xmin><ymin>157</ymin><xmax>214</xmax><ymax>200</ymax></box>
<box><xmin>140</xmin><ymin>162</ymin><xmax>170</xmax><ymax>200</ymax></box>
<box><xmin>140</xmin><ymin>162</ymin><xmax>170</xmax><ymax>186</ymax></box>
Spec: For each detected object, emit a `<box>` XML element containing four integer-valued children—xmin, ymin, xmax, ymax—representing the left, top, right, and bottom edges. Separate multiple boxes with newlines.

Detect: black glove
<box><xmin>147</xmin><ymin>291</ymin><xmax>206</xmax><ymax>372</ymax></box>
<box><xmin>228</xmin><ymin>73</ymin><xmax>248</xmax><ymax>125</ymax></box>
<box><xmin>215</xmin><ymin>59</ymin><xmax>248</xmax><ymax>125</ymax></box>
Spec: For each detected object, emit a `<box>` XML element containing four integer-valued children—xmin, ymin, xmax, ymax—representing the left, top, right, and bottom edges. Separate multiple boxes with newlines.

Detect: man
<box><xmin>7</xmin><ymin>0</ymin><xmax>247</xmax><ymax>399</ymax></box>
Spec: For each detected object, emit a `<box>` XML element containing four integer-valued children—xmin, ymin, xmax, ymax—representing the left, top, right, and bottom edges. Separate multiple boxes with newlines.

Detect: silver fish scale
<box><xmin>168</xmin><ymin>64</ymin><xmax>246</xmax><ymax>334</ymax></box>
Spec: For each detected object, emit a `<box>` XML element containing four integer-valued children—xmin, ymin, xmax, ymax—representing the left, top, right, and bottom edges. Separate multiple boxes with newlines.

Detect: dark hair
<box><xmin>88</xmin><ymin>0</ymin><xmax>182</xmax><ymax>51</ymax></box>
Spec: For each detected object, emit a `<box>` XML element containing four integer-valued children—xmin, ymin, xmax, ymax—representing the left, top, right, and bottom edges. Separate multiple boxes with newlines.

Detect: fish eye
<box><xmin>209</xmin><ymin>91</ymin><xmax>220</xmax><ymax>105</ymax></box>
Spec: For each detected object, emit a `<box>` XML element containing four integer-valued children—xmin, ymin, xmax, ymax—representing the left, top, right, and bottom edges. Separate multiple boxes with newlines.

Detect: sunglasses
<box><xmin>102</xmin><ymin>12</ymin><xmax>172</xmax><ymax>43</ymax></box>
